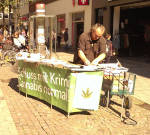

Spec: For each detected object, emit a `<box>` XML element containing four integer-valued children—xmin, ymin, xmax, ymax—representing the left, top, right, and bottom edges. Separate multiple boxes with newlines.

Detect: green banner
<box><xmin>18</xmin><ymin>60</ymin><xmax>103</xmax><ymax>113</ymax></box>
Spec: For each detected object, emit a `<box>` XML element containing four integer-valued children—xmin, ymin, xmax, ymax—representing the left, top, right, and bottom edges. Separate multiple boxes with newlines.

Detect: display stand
<box><xmin>17</xmin><ymin>3</ymin><xmax>104</xmax><ymax>116</ymax></box>
<box><xmin>18</xmin><ymin>60</ymin><xmax>104</xmax><ymax>115</ymax></box>
<box><xmin>29</xmin><ymin>13</ymin><xmax>56</xmax><ymax>59</ymax></box>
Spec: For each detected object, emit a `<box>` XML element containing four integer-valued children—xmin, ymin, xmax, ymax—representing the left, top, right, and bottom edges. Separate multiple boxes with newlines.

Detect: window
<box><xmin>95</xmin><ymin>8</ymin><xmax>103</xmax><ymax>24</ymax></box>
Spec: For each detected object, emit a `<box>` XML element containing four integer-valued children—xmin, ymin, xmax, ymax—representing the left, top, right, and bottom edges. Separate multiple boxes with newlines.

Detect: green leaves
<box><xmin>0</xmin><ymin>0</ymin><xmax>34</xmax><ymax>11</ymax></box>
<box><xmin>82</xmin><ymin>88</ymin><xmax>93</xmax><ymax>98</ymax></box>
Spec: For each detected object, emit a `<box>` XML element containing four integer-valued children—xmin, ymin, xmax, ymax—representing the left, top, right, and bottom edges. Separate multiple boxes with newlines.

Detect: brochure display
<box><xmin>18</xmin><ymin>60</ymin><xmax>104</xmax><ymax>114</ymax></box>
<box><xmin>29</xmin><ymin>14</ymin><xmax>56</xmax><ymax>58</ymax></box>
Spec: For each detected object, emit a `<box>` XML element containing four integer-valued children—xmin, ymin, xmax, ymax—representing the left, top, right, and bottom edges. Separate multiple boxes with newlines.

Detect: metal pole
<box><xmin>49</xmin><ymin>17</ymin><xmax>53</xmax><ymax>59</ymax></box>
<box><xmin>54</xmin><ymin>16</ymin><xmax>57</xmax><ymax>53</ymax></box>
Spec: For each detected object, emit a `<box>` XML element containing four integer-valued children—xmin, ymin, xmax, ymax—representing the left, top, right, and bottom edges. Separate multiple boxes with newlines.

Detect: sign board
<box><xmin>36</xmin><ymin>3</ymin><xmax>45</xmax><ymax>15</ymax></box>
<box><xmin>18</xmin><ymin>60</ymin><xmax>103</xmax><ymax>113</ymax></box>
<box><xmin>78</xmin><ymin>0</ymin><xmax>89</xmax><ymax>5</ymax></box>
<box><xmin>72</xmin><ymin>0</ymin><xmax>75</xmax><ymax>7</ymax></box>
<box><xmin>73</xmin><ymin>73</ymin><xmax>103</xmax><ymax>110</ymax></box>
<box><xmin>58</xmin><ymin>18</ymin><xmax>64</xmax><ymax>22</ymax></box>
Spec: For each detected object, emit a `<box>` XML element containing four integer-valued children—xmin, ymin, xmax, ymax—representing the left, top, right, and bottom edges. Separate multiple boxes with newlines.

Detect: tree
<box><xmin>0</xmin><ymin>0</ymin><xmax>34</xmax><ymax>10</ymax></box>
<box><xmin>0</xmin><ymin>0</ymin><xmax>33</xmax><ymax>34</ymax></box>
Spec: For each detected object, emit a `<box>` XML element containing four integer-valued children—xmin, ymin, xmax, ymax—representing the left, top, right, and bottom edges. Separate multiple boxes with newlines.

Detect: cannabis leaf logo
<box><xmin>82</xmin><ymin>88</ymin><xmax>93</xmax><ymax>98</ymax></box>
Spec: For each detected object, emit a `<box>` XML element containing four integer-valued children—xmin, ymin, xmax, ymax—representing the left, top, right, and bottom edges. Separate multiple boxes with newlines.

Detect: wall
<box><xmin>46</xmin><ymin>0</ymin><xmax>92</xmax><ymax>46</ymax></box>
<box><xmin>92</xmin><ymin>0</ymin><xmax>111</xmax><ymax>32</ymax></box>
<box><xmin>19</xmin><ymin>2</ymin><xmax>29</xmax><ymax>16</ymax></box>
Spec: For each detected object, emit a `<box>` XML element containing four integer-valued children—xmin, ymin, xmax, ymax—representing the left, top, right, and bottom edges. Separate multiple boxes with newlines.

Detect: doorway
<box><xmin>72</xmin><ymin>21</ymin><xmax>84</xmax><ymax>49</ymax></box>
<box><xmin>76</xmin><ymin>22</ymin><xmax>84</xmax><ymax>44</ymax></box>
<box><xmin>72</xmin><ymin>12</ymin><xmax>84</xmax><ymax>49</ymax></box>
<box><xmin>119</xmin><ymin>6</ymin><xmax>150</xmax><ymax>57</ymax></box>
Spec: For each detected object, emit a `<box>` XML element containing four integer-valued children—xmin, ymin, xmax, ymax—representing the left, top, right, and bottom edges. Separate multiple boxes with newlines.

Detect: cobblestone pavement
<box><xmin>0</xmin><ymin>49</ymin><xmax>150</xmax><ymax>135</ymax></box>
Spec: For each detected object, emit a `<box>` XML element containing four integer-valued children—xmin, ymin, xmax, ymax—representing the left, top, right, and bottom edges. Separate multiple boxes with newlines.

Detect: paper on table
<box><xmin>98</xmin><ymin>63</ymin><xmax>118</xmax><ymax>69</ymax></box>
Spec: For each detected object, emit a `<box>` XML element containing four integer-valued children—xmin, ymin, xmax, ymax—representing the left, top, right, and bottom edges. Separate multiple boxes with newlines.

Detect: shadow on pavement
<box><xmin>118</xmin><ymin>56</ymin><xmax>150</xmax><ymax>78</ymax></box>
<box><xmin>137</xmin><ymin>103</ymin><xmax>150</xmax><ymax>110</ymax></box>
<box><xmin>8</xmin><ymin>78</ymin><xmax>19</xmax><ymax>91</ymax></box>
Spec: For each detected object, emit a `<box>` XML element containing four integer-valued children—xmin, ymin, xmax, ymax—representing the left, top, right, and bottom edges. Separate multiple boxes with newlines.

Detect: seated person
<box><xmin>3</xmin><ymin>35</ymin><xmax>13</xmax><ymax>50</ymax></box>
<box><xmin>13</xmin><ymin>32</ymin><xmax>26</xmax><ymax>49</ymax></box>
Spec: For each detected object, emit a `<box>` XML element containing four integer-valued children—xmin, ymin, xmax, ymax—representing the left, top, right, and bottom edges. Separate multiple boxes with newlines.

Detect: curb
<box><xmin>0</xmin><ymin>83</ymin><xmax>18</xmax><ymax>135</ymax></box>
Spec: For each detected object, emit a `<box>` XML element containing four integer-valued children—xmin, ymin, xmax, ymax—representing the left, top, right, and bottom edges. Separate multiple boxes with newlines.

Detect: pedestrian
<box><xmin>0</xmin><ymin>32</ymin><xmax>4</xmax><ymax>49</ymax></box>
<box><xmin>3</xmin><ymin>28</ymin><xmax>8</xmax><ymax>41</ymax></box>
<box><xmin>13</xmin><ymin>31</ymin><xmax>26</xmax><ymax>50</ymax></box>
<box><xmin>104</xmin><ymin>33</ymin><xmax>115</xmax><ymax>63</ymax></box>
<box><xmin>0</xmin><ymin>32</ymin><xmax>4</xmax><ymax>43</ymax></box>
<box><xmin>52</xmin><ymin>30</ymin><xmax>56</xmax><ymax>49</ymax></box>
<box><xmin>57</xmin><ymin>33</ymin><xmax>62</xmax><ymax>48</ymax></box>
<box><xmin>3</xmin><ymin>35</ymin><xmax>13</xmax><ymax>51</ymax></box>
<box><xmin>73</xmin><ymin>23</ymin><xmax>106</xmax><ymax>65</ymax></box>
<box><xmin>64</xmin><ymin>28</ymin><xmax>68</xmax><ymax>49</ymax></box>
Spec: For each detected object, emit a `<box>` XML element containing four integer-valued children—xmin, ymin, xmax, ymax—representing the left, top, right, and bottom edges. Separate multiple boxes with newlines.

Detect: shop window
<box><xmin>57</xmin><ymin>14</ymin><xmax>65</xmax><ymax>34</ymax></box>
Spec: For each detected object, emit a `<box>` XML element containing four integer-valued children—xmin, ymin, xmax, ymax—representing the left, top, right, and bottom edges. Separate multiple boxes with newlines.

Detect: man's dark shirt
<box><xmin>74</xmin><ymin>32</ymin><xmax>106</xmax><ymax>65</ymax></box>
<box><xmin>64</xmin><ymin>31</ymin><xmax>68</xmax><ymax>42</ymax></box>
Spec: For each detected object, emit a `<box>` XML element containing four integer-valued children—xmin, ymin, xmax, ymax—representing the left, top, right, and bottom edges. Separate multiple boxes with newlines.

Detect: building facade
<box><xmin>21</xmin><ymin>0</ymin><xmax>150</xmax><ymax>56</ymax></box>
<box><xmin>105</xmin><ymin>0</ymin><xmax>150</xmax><ymax>56</ymax></box>
<box><xmin>46</xmin><ymin>0</ymin><xmax>92</xmax><ymax>47</ymax></box>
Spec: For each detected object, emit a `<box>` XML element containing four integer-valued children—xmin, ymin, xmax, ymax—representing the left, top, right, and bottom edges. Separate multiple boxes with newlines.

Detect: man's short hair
<box><xmin>91</xmin><ymin>23</ymin><xmax>105</xmax><ymax>34</ymax></box>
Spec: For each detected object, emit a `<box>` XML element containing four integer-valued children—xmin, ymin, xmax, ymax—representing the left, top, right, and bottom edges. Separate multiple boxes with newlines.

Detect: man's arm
<box><xmin>91</xmin><ymin>36</ymin><xmax>106</xmax><ymax>65</ymax></box>
<box><xmin>91</xmin><ymin>53</ymin><xmax>106</xmax><ymax>65</ymax></box>
<box><xmin>78</xmin><ymin>50</ymin><xmax>91</xmax><ymax>65</ymax></box>
<box><xmin>77</xmin><ymin>33</ymin><xmax>91</xmax><ymax>65</ymax></box>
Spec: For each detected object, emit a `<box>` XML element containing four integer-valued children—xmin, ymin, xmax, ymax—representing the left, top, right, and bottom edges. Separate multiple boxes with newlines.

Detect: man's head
<box><xmin>91</xmin><ymin>23</ymin><xmax>105</xmax><ymax>40</ymax></box>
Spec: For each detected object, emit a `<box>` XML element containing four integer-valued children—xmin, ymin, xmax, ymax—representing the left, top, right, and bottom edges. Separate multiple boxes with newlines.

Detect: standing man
<box><xmin>57</xmin><ymin>33</ymin><xmax>62</xmax><ymax>48</ymax></box>
<box><xmin>64</xmin><ymin>28</ymin><xmax>68</xmax><ymax>49</ymax></box>
<box><xmin>73</xmin><ymin>23</ymin><xmax>106</xmax><ymax>65</ymax></box>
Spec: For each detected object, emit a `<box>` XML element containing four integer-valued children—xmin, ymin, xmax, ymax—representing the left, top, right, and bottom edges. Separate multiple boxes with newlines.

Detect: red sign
<box><xmin>36</xmin><ymin>3</ymin><xmax>45</xmax><ymax>14</ymax></box>
<box><xmin>72</xmin><ymin>0</ymin><xmax>75</xmax><ymax>7</ymax></box>
<box><xmin>21</xmin><ymin>17</ymin><xmax>28</xmax><ymax>21</ymax></box>
<box><xmin>58</xmin><ymin>18</ymin><xmax>64</xmax><ymax>22</ymax></box>
<box><xmin>78</xmin><ymin>0</ymin><xmax>89</xmax><ymax>5</ymax></box>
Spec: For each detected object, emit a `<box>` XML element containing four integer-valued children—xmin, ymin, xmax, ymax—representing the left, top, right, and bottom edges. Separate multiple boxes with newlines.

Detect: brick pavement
<box><xmin>0</xmin><ymin>86</ymin><xmax>18</xmax><ymax>135</ymax></box>
<box><xmin>0</xmin><ymin>50</ymin><xmax>150</xmax><ymax>135</ymax></box>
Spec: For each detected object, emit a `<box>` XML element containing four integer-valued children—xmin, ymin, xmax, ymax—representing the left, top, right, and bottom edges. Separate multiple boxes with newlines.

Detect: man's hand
<box><xmin>78</xmin><ymin>50</ymin><xmax>91</xmax><ymax>65</ymax></box>
<box><xmin>91</xmin><ymin>59</ymin><xmax>99</xmax><ymax>65</ymax></box>
<box><xmin>84</xmin><ymin>59</ymin><xmax>91</xmax><ymax>65</ymax></box>
<box><xmin>91</xmin><ymin>53</ymin><xmax>106</xmax><ymax>65</ymax></box>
